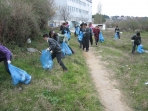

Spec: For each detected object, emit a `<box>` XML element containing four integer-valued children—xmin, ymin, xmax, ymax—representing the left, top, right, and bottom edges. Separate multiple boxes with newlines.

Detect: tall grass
<box><xmin>0</xmin><ymin>34</ymin><xmax>103</xmax><ymax>111</ymax></box>
<box><xmin>95</xmin><ymin>30</ymin><xmax>148</xmax><ymax>111</ymax></box>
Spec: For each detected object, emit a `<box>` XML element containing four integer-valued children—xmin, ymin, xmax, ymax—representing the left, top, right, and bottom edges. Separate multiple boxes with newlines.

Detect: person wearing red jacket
<box><xmin>93</xmin><ymin>25</ymin><xmax>100</xmax><ymax>46</ymax></box>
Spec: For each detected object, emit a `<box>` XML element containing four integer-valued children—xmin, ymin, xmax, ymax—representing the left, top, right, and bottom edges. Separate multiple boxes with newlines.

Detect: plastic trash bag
<box><xmin>99</xmin><ymin>32</ymin><xmax>105</xmax><ymax>42</ymax></box>
<box><xmin>8</xmin><ymin>64</ymin><xmax>31</xmax><ymax>85</ymax></box>
<box><xmin>40</xmin><ymin>50</ymin><xmax>53</xmax><ymax>70</ymax></box>
<box><xmin>64</xmin><ymin>30</ymin><xmax>71</xmax><ymax>40</ymax></box>
<box><xmin>78</xmin><ymin>31</ymin><xmax>83</xmax><ymax>42</ymax></box>
<box><xmin>114</xmin><ymin>33</ymin><xmax>118</xmax><ymax>39</ymax></box>
<box><xmin>75</xmin><ymin>27</ymin><xmax>80</xmax><ymax>35</ymax></box>
<box><xmin>137</xmin><ymin>44</ymin><xmax>145</xmax><ymax>54</ymax></box>
<box><xmin>60</xmin><ymin>42</ymin><xmax>72</xmax><ymax>56</ymax></box>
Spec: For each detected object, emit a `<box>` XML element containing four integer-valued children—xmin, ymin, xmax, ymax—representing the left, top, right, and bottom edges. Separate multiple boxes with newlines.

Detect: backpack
<box><xmin>58</xmin><ymin>33</ymin><xmax>65</xmax><ymax>43</ymax></box>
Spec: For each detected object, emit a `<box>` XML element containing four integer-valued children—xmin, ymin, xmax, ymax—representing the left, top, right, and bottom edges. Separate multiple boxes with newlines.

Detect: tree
<box><xmin>97</xmin><ymin>2</ymin><xmax>102</xmax><ymax>23</ymax></box>
<box><xmin>94</xmin><ymin>14</ymin><xmax>106</xmax><ymax>24</ymax></box>
<box><xmin>79</xmin><ymin>14</ymin><xmax>89</xmax><ymax>22</ymax></box>
<box><xmin>58</xmin><ymin>5</ymin><xmax>71</xmax><ymax>22</ymax></box>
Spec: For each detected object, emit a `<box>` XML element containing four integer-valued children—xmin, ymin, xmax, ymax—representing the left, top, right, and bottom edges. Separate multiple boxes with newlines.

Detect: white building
<box><xmin>49</xmin><ymin>0</ymin><xmax>92</xmax><ymax>28</ymax></box>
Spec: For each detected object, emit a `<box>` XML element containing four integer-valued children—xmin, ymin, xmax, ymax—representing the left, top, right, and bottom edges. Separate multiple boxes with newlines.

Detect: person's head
<box><xmin>83</xmin><ymin>23</ymin><xmax>87</xmax><ymax>28</ymax></box>
<box><xmin>116</xmin><ymin>26</ymin><xmax>118</xmax><ymax>28</ymax></box>
<box><xmin>66</xmin><ymin>22</ymin><xmax>68</xmax><ymax>25</ymax></box>
<box><xmin>62</xmin><ymin>23</ymin><xmax>65</xmax><ymax>26</ymax></box>
<box><xmin>95</xmin><ymin>25</ymin><xmax>99</xmax><ymax>29</ymax></box>
<box><xmin>43</xmin><ymin>34</ymin><xmax>49</xmax><ymax>41</ymax></box>
<box><xmin>136</xmin><ymin>32</ymin><xmax>140</xmax><ymax>36</ymax></box>
<box><xmin>49</xmin><ymin>30</ymin><xmax>55</xmax><ymax>37</ymax></box>
<box><xmin>89</xmin><ymin>22</ymin><xmax>92</xmax><ymax>27</ymax></box>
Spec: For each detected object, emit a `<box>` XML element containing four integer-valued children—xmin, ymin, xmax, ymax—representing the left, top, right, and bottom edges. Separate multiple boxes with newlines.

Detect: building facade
<box><xmin>49</xmin><ymin>0</ymin><xmax>92</xmax><ymax>28</ymax></box>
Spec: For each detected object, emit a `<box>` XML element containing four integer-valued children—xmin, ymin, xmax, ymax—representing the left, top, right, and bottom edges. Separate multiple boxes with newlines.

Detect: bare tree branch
<box><xmin>59</xmin><ymin>5</ymin><xmax>71</xmax><ymax>22</ymax></box>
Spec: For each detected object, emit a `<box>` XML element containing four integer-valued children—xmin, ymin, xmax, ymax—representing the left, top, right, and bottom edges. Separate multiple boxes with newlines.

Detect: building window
<box><xmin>79</xmin><ymin>9</ymin><xmax>81</xmax><ymax>13</ymax></box>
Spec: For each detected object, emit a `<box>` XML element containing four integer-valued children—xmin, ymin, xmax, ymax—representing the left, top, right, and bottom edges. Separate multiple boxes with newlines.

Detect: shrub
<box><xmin>0</xmin><ymin>0</ymin><xmax>56</xmax><ymax>45</ymax></box>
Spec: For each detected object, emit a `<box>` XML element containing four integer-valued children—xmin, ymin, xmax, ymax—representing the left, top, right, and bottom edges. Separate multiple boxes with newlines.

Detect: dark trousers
<box><xmin>68</xmin><ymin>45</ymin><xmax>74</xmax><ymax>54</ymax></box>
<box><xmin>117</xmin><ymin>32</ymin><xmax>120</xmax><ymax>39</ymax></box>
<box><xmin>89</xmin><ymin>33</ymin><xmax>93</xmax><ymax>45</ymax></box>
<box><xmin>82</xmin><ymin>37</ymin><xmax>89</xmax><ymax>51</ymax></box>
<box><xmin>74</xmin><ymin>31</ymin><xmax>77</xmax><ymax>37</ymax></box>
<box><xmin>51</xmin><ymin>51</ymin><xmax>67</xmax><ymax>70</ymax></box>
<box><xmin>78</xmin><ymin>40</ymin><xmax>83</xmax><ymax>48</ymax></box>
<box><xmin>132</xmin><ymin>43</ymin><xmax>139</xmax><ymax>53</ymax></box>
<box><xmin>0</xmin><ymin>58</ymin><xmax>11</xmax><ymax>74</ymax></box>
<box><xmin>95</xmin><ymin>38</ymin><xmax>99</xmax><ymax>45</ymax></box>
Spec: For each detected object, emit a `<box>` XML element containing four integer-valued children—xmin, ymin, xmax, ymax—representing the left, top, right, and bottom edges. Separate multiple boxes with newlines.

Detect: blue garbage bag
<box><xmin>61</xmin><ymin>44</ymin><xmax>66</xmax><ymax>57</ymax></box>
<box><xmin>64</xmin><ymin>30</ymin><xmax>71</xmax><ymax>40</ymax></box>
<box><xmin>114</xmin><ymin>33</ymin><xmax>118</xmax><ymax>39</ymax></box>
<box><xmin>75</xmin><ymin>27</ymin><xmax>80</xmax><ymax>35</ymax></box>
<box><xmin>60</xmin><ymin>42</ymin><xmax>72</xmax><ymax>56</ymax></box>
<box><xmin>8</xmin><ymin>64</ymin><xmax>31</xmax><ymax>85</ymax></box>
<box><xmin>40</xmin><ymin>50</ymin><xmax>53</xmax><ymax>70</ymax></box>
<box><xmin>99</xmin><ymin>32</ymin><xmax>105</xmax><ymax>42</ymax></box>
<box><xmin>137</xmin><ymin>44</ymin><xmax>145</xmax><ymax>54</ymax></box>
<box><xmin>77</xmin><ymin>31</ymin><xmax>83</xmax><ymax>42</ymax></box>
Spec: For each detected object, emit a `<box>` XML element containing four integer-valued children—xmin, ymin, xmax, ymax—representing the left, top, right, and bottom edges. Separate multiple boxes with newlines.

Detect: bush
<box><xmin>0</xmin><ymin>0</ymin><xmax>56</xmax><ymax>45</ymax></box>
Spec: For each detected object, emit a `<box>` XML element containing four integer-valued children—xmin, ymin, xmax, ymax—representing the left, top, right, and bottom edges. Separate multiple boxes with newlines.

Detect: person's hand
<box><xmin>46</xmin><ymin>48</ymin><xmax>51</xmax><ymax>51</ymax></box>
<box><xmin>131</xmin><ymin>40</ymin><xmax>134</xmax><ymax>42</ymax></box>
<box><xmin>7</xmin><ymin>60</ymin><xmax>11</xmax><ymax>64</ymax></box>
<box><xmin>50</xmin><ymin>50</ymin><xmax>53</xmax><ymax>54</ymax></box>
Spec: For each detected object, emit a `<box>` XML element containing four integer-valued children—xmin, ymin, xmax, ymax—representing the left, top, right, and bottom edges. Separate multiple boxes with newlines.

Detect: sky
<box><xmin>92</xmin><ymin>0</ymin><xmax>148</xmax><ymax>17</ymax></box>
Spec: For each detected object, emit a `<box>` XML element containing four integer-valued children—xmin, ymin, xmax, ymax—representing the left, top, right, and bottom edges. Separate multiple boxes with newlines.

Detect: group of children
<box><xmin>75</xmin><ymin>22</ymin><xmax>101</xmax><ymax>52</ymax></box>
<box><xmin>0</xmin><ymin>22</ymin><xmax>143</xmax><ymax>80</ymax></box>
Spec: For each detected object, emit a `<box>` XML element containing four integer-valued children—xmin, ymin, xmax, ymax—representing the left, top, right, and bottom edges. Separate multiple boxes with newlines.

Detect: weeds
<box><xmin>0</xmin><ymin>34</ymin><xmax>102</xmax><ymax>111</ymax></box>
<box><xmin>96</xmin><ymin>31</ymin><xmax>148</xmax><ymax>111</ymax></box>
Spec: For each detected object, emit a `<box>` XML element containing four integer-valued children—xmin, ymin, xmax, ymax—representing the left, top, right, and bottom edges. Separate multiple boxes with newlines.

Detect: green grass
<box><xmin>0</xmin><ymin>33</ymin><xmax>103</xmax><ymax>111</ymax></box>
<box><xmin>95</xmin><ymin>31</ymin><xmax>148</xmax><ymax>111</ymax></box>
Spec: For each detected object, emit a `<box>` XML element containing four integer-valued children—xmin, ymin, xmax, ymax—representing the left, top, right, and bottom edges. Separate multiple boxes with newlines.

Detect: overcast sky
<box><xmin>92</xmin><ymin>0</ymin><xmax>148</xmax><ymax>17</ymax></box>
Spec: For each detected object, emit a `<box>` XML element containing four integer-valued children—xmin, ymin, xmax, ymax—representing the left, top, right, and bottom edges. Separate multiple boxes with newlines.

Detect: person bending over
<box><xmin>0</xmin><ymin>44</ymin><xmax>12</xmax><ymax>74</ymax></box>
<box><xmin>43</xmin><ymin>34</ymin><xmax>68</xmax><ymax>71</ymax></box>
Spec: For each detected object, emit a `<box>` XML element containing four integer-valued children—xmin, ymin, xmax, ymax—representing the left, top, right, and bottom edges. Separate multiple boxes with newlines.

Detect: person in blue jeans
<box><xmin>0</xmin><ymin>44</ymin><xmax>12</xmax><ymax>74</ymax></box>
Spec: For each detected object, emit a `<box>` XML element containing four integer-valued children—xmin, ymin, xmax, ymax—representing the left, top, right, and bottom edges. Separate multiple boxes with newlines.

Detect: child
<box><xmin>88</xmin><ymin>22</ymin><xmax>93</xmax><ymax>45</ymax></box>
<box><xmin>42</xmin><ymin>34</ymin><xmax>68</xmax><ymax>71</ymax></box>
<box><xmin>93</xmin><ymin>25</ymin><xmax>100</xmax><ymax>46</ymax></box>
<box><xmin>81</xmin><ymin>23</ymin><xmax>90</xmax><ymax>52</ymax></box>
<box><xmin>131</xmin><ymin>32</ymin><xmax>141</xmax><ymax>53</ymax></box>
<box><xmin>115</xmin><ymin>26</ymin><xmax>120</xmax><ymax>39</ymax></box>
<box><xmin>49</xmin><ymin>30</ymin><xmax>59</xmax><ymax>43</ymax></box>
<box><xmin>0</xmin><ymin>44</ymin><xmax>12</xmax><ymax>74</ymax></box>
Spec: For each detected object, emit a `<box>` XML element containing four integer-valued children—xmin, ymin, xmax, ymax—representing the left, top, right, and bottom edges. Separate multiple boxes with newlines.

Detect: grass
<box><xmin>95</xmin><ymin>30</ymin><xmax>148</xmax><ymax>111</ymax></box>
<box><xmin>0</xmin><ymin>33</ymin><xmax>103</xmax><ymax>111</ymax></box>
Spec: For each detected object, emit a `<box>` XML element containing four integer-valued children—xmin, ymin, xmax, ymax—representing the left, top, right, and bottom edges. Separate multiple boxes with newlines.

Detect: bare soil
<box><xmin>83</xmin><ymin>47</ymin><xmax>133</xmax><ymax>111</ymax></box>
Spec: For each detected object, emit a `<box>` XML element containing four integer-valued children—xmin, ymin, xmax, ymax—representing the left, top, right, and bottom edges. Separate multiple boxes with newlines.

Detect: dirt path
<box><xmin>83</xmin><ymin>47</ymin><xmax>132</xmax><ymax>111</ymax></box>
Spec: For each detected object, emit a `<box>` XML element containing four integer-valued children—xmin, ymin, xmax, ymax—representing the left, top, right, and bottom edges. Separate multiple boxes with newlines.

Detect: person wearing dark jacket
<box><xmin>49</xmin><ymin>31</ymin><xmax>74</xmax><ymax>54</ymax></box>
<box><xmin>88</xmin><ymin>22</ymin><xmax>93</xmax><ymax>45</ymax></box>
<box><xmin>81</xmin><ymin>23</ymin><xmax>90</xmax><ymax>52</ymax></box>
<box><xmin>131</xmin><ymin>32</ymin><xmax>141</xmax><ymax>53</ymax></box>
<box><xmin>43</xmin><ymin>34</ymin><xmax>68</xmax><ymax>71</ymax></box>
<box><xmin>49</xmin><ymin>30</ymin><xmax>59</xmax><ymax>43</ymax></box>
<box><xmin>0</xmin><ymin>44</ymin><xmax>12</xmax><ymax>74</ymax></box>
<box><xmin>115</xmin><ymin>26</ymin><xmax>120</xmax><ymax>39</ymax></box>
<box><xmin>60</xmin><ymin>23</ymin><xmax>70</xmax><ymax>35</ymax></box>
<box><xmin>60</xmin><ymin>23</ymin><xmax>64</xmax><ymax>32</ymax></box>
